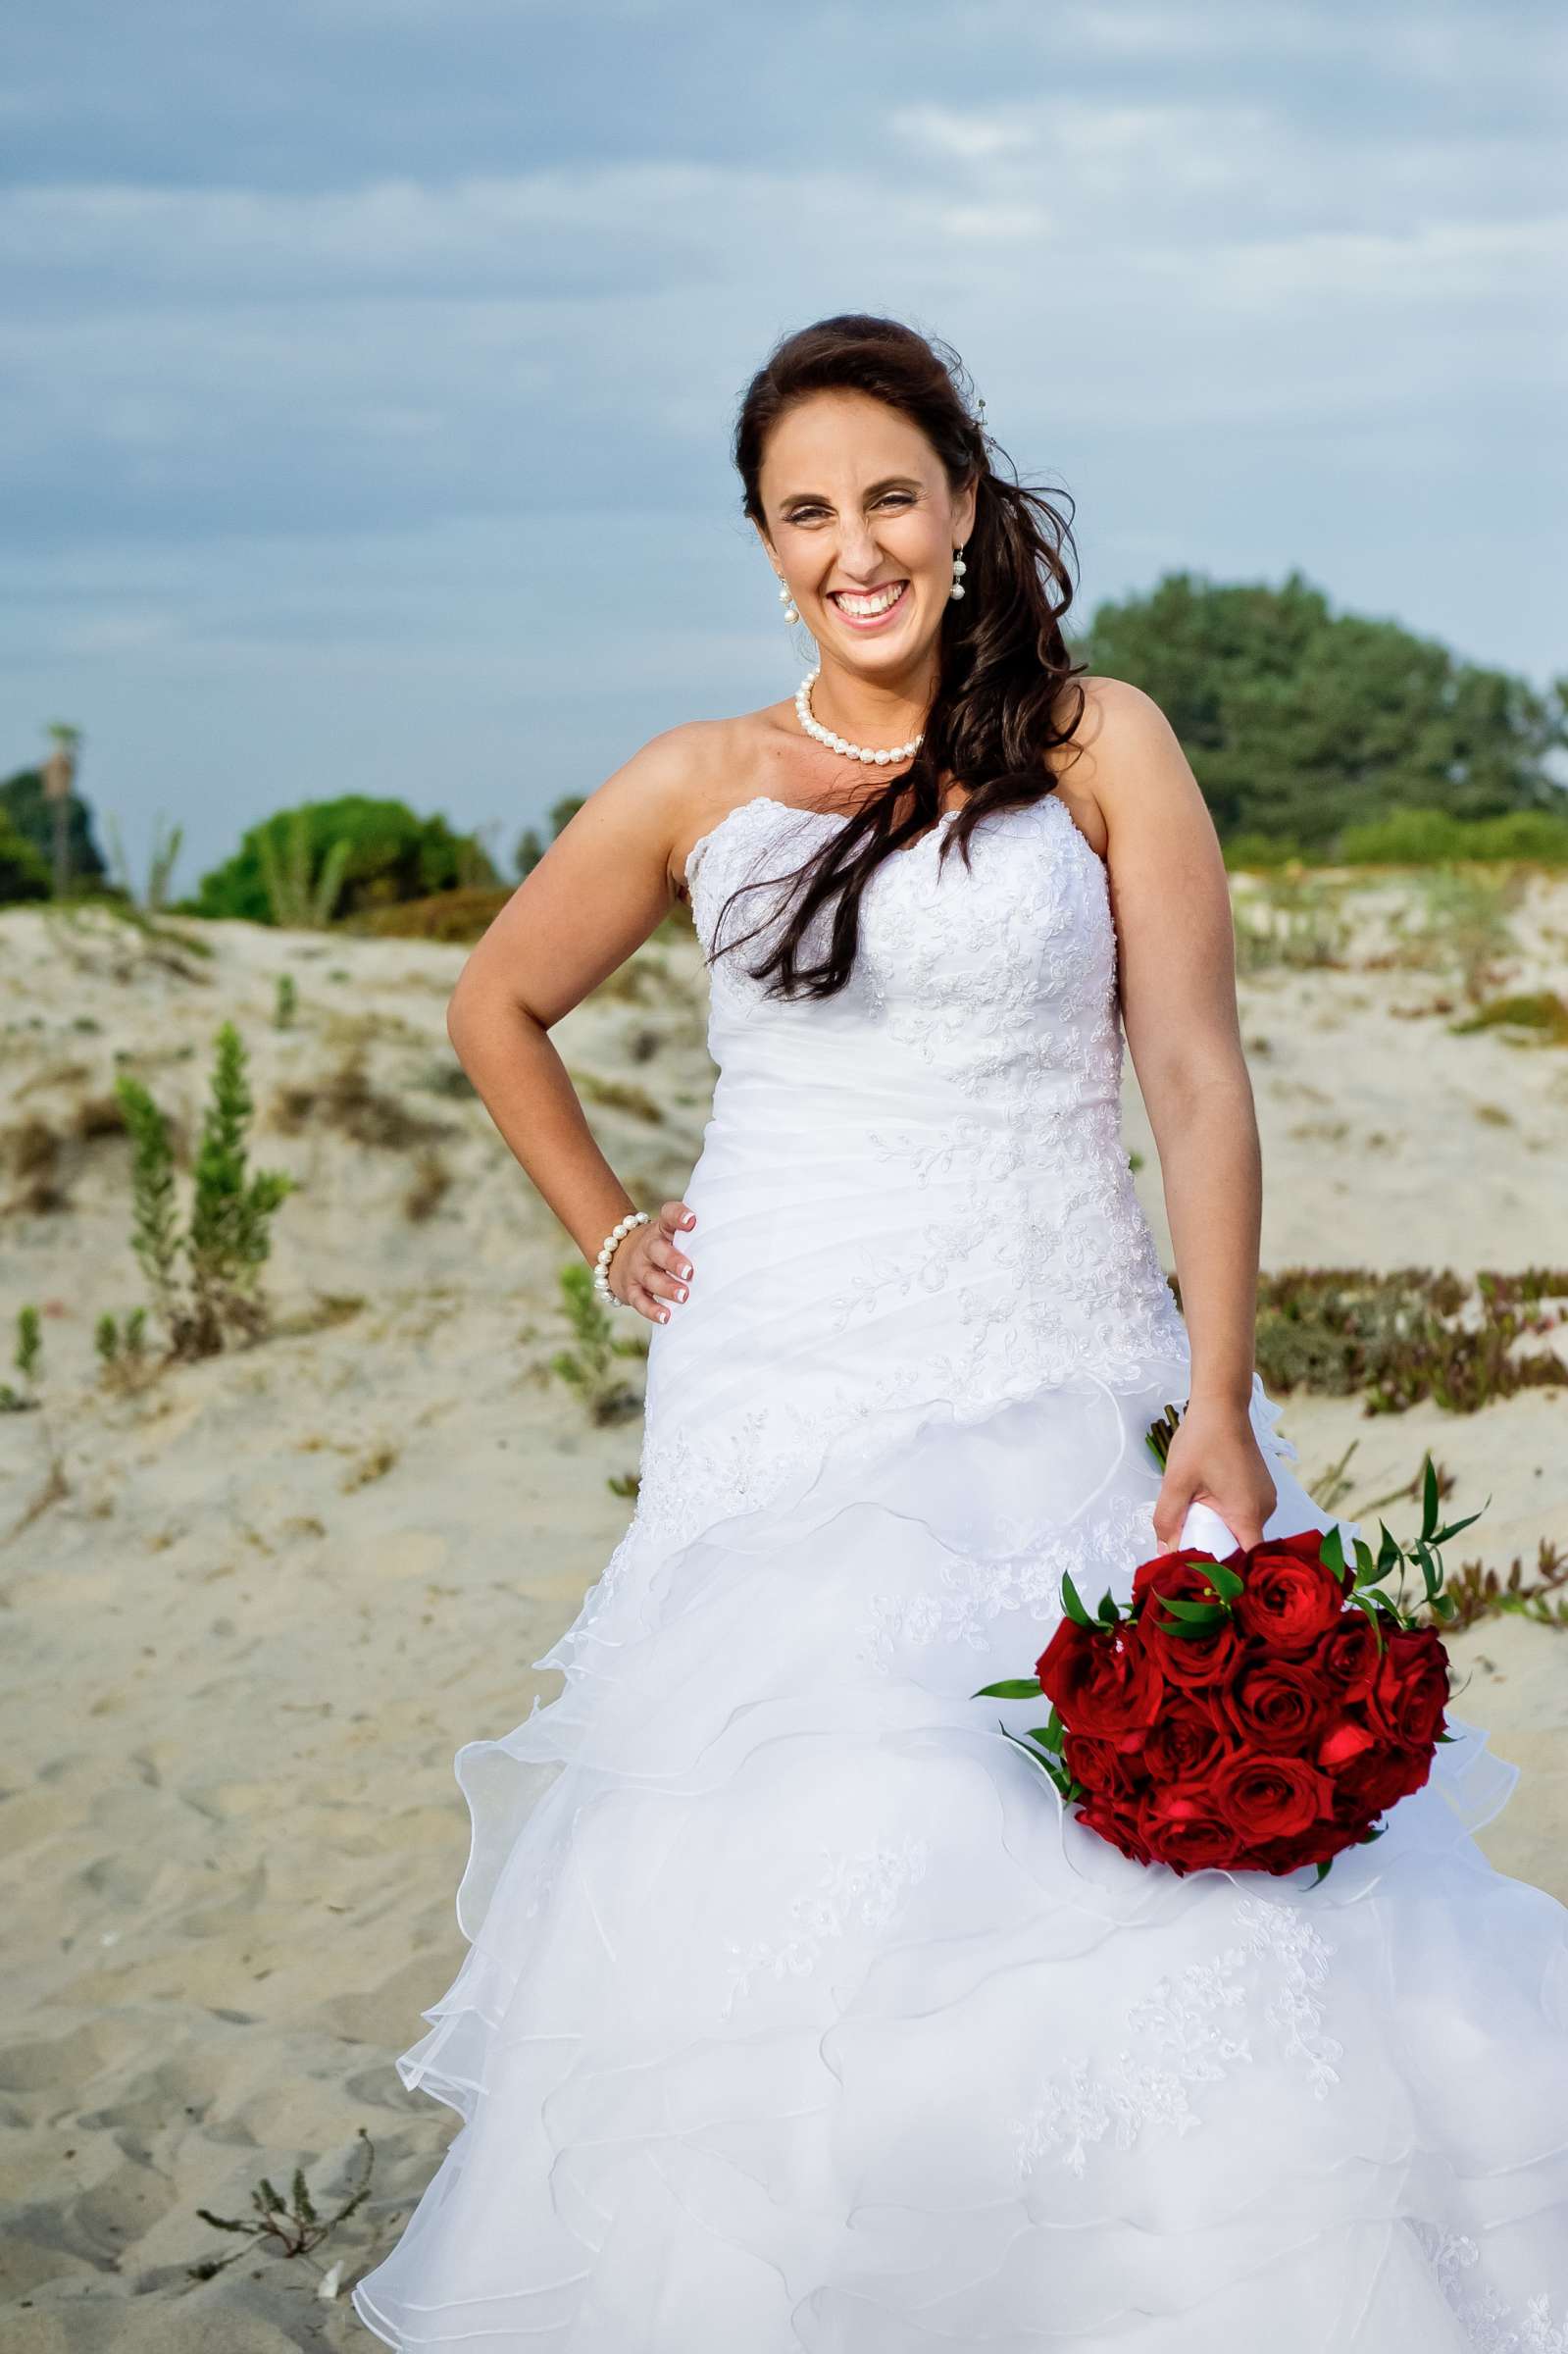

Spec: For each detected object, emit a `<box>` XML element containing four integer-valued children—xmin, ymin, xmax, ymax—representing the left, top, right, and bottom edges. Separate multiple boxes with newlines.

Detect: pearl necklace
<box><xmin>794</xmin><ymin>667</ymin><xmax>924</xmax><ymax>765</ymax></box>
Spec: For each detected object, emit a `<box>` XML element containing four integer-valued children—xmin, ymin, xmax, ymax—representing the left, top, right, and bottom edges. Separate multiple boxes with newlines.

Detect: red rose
<box><xmin>1137</xmin><ymin>1783</ymin><xmax>1250</xmax><ymax>1874</ymax></box>
<box><xmin>1075</xmin><ymin>1793</ymin><xmax>1157</xmax><ymax>1867</ymax></box>
<box><xmin>1319</xmin><ymin>1612</ymin><xmax>1383</xmax><ymax>1700</ymax></box>
<box><xmin>1134</xmin><ymin>1555</ymin><xmax>1245</xmax><ymax>1691</ymax></box>
<box><xmin>1037</xmin><ymin>1615</ymin><xmax>1163</xmax><ymax>1739</ymax></box>
<box><xmin>1335</xmin><ymin>1739</ymin><xmax>1420</xmax><ymax>1817</ymax></box>
<box><xmin>1209</xmin><ymin>1750</ymin><xmax>1335</xmax><ymax>1844</ymax></box>
<box><xmin>1364</xmin><ymin>1626</ymin><xmax>1450</xmax><ymax>1749</ymax></box>
<box><xmin>1316</xmin><ymin>1714</ymin><xmax>1380</xmax><ymax>1776</ymax></box>
<box><xmin>1232</xmin><ymin>1529</ymin><xmax>1351</xmax><ymax>1656</ymax></box>
<box><xmin>1214</xmin><ymin>1651</ymin><xmax>1337</xmax><ymax>1756</ymax></box>
<box><xmin>1141</xmin><ymin>1697</ymin><xmax>1232</xmax><ymax>1782</ymax></box>
<box><xmin>1132</xmin><ymin>1545</ymin><xmax>1242</xmax><ymax>1614</ymax></box>
<box><xmin>1247</xmin><ymin>1816</ymin><xmax>1358</xmax><ymax>1874</ymax></box>
<box><xmin>1063</xmin><ymin>1730</ymin><xmax>1152</xmax><ymax>1800</ymax></box>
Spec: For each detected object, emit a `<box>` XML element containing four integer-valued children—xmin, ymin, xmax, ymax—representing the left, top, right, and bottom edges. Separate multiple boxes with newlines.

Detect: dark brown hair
<box><xmin>710</xmin><ymin>310</ymin><xmax>1089</xmax><ymax>998</ymax></box>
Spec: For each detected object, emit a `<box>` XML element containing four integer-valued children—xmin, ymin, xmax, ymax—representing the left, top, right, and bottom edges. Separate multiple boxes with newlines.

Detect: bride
<box><xmin>352</xmin><ymin>314</ymin><xmax>1568</xmax><ymax>2350</ymax></box>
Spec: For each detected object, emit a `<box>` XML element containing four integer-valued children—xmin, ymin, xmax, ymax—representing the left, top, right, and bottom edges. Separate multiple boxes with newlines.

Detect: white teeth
<box><xmin>834</xmin><ymin>583</ymin><xmax>905</xmax><ymax>617</ymax></box>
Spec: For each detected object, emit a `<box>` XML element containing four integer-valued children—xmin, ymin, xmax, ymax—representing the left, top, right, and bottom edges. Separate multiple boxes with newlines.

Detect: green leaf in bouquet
<box><xmin>1027</xmin><ymin>1724</ymin><xmax>1063</xmax><ymax>1756</ymax></box>
<box><xmin>974</xmin><ymin>1678</ymin><xmax>1044</xmax><ymax>1700</ymax></box>
<box><xmin>1149</xmin><ymin>1592</ymin><xmax>1231</xmax><ymax>1627</ymax></box>
<box><xmin>997</xmin><ymin>1722</ymin><xmax>1072</xmax><ymax>1800</ymax></box>
<box><xmin>1430</xmin><ymin>1591</ymin><xmax>1458</xmax><ymax>1622</ymax></box>
<box><xmin>1435</xmin><ymin>1728</ymin><xmax>1458</xmax><ymax>1742</ymax></box>
<box><xmin>1096</xmin><ymin>1588</ymin><xmax>1121</xmax><ymax>1624</ymax></box>
<box><xmin>1059</xmin><ymin>1568</ymin><xmax>1099</xmax><ymax>1629</ymax></box>
<box><xmin>1352</xmin><ymin>1536</ymin><xmax>1376</xmax><ymax>1581</ymax></box>
<box><xmin>1421</xmin><ymin>1455</ymin><xmax>1440</xmax><ymax>1543</ymax></box>
<box><xmin>1311</xmin><ymin>1859</ymin><xmax>1333</xmax><ymax>1884</ymax></box>
<box><xmin>1206</xmin><ymin>1561</ymin><xmax>1245</xmax><ymax>1600</ymax></box>
<box><xmin>1319</xmin><ymin>1523</ymin><xmax>1347</xmax><ymax>1577</ymax></box>
<box><xmin>1429</xmin><ymin>1505</ymin><xmax>1487</xmax><ymax>1546</ymax></box>
<box><xmin>1376</xmin><ymin>1522</ymin><xmax>1401</xmax><ymax>1577</ymax></box>
<box><xmin>1348</xmin><ymin>1592</ymin><xmax>1392</xmax><ymax>1654</ymax></box>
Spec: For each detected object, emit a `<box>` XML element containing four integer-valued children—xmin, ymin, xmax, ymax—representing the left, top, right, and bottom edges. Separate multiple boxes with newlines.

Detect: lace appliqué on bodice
<box><xmin>546</xmin><ymin>793</ymin><xmax>1300</xmax><ymax>1667</ymax></box>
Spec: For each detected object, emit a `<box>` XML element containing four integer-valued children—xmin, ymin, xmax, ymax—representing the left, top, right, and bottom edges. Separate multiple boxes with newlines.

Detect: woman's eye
<box><xmin>788</xmin><ymin>494</ymin><xmax>912</xmax><ymax>523</ymax></box>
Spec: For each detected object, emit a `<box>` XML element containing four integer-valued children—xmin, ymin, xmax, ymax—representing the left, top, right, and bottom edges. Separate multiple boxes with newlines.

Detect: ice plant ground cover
<box><xmin>977</xmin><ymin>1445</ymin><xmax>1482</xmax><ymax>1883</ymax></box>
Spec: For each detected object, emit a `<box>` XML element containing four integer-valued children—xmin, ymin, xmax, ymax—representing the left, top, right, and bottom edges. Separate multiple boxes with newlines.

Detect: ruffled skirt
<box><xmin>350</xmin><ymin>1363</ymin><xmax>1568</xmax><ymax>2350</ymax></box>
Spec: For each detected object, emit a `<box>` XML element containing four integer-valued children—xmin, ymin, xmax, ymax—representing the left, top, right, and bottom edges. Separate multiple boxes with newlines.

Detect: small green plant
<box><xmin>1451</xmin><ymin>989</ymin><xmax>1568</xmax><ymax>1047</ymax></box>
<box><xmin>105</xmin><ymin>809</ymin><xmax>184</xmax><ymax>912</ymax></box>
<box><xmin>94</xmin><ymin>1305</ymin><xmax>150</xmax><ymax>1390</ymax></box>
<box><xmin>114</xmin><ymin>1020</ymin><xmax>297</xmax><ymax>1358</ymax></box>
<box><xmin>274</xmin><ymin>971</ymin><xmax>298</xmax><ymax>1029</ymax></box>
<box><xmin>548</xmin><ymin>1262</ymin><xmax>646</xmax><ymax>1425</ymax></box>
<box><xmin>1439</xmin><ymin>1536</ymin><xmax>1568</xmax><ymax>1631</ymax></box>
<box><xmin>0</xmin><ymin>1305</ymin><xmax>42</xmax><ymax>1411</ymax></box>
<box><xmin>257</xmin><ymin>807</ymin><xmax>352</xmax><ymax>930</ymax></box>
<box><xmin>188</xmin><ymin>2126</ymin><xmax>375</xmax><ymax>2282</ymax></box>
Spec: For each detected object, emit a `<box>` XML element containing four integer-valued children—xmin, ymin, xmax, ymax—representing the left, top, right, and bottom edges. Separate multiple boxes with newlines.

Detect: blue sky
<box><xmin>2</xmin><ymin>0</ymin><xmax>1563</xmax><ymax>888</ymax></box>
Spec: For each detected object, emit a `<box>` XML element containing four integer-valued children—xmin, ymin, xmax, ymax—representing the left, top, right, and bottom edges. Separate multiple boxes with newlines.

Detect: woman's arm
<box><xmin>443</xmin><ymin>722</ymin><xmax>709</xmax><ymax>1325</ymax></box>
<box><xmin>1075</xmin><ymin>678</ymin><xmax>1278</xmax><ymax>1548</ymax></box>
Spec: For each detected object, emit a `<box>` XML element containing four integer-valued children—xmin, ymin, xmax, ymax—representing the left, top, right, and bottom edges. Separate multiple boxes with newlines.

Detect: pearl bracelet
<box><xmin>592</xmin><ymin>1208</ymin><xmax>650</xmax><ymax>1305</ymax></box>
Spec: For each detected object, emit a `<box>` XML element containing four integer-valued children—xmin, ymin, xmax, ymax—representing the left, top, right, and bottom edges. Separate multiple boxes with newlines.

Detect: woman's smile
<box><xmin>828</xmin><ymin>579</ymin><xmax>910</xmax><ymax>630</ymax></box>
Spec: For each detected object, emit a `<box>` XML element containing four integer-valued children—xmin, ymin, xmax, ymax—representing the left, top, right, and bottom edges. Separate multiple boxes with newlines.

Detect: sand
<box><xmin>1</xmin><ymin>864</ymin><xmax>1565</xmax><ymax>2348</ymax></box>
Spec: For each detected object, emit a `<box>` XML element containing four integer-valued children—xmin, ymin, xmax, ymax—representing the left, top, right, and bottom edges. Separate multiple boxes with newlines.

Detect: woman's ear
<box><xmin>958</xmin><ymin>474</ymin><xmax>980</xmax><ymax>543</ymax></box>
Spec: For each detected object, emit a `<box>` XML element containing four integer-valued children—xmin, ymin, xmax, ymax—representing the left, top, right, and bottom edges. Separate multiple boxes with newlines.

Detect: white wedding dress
<box><xmin>353</xmin><ymin>791</ymin><xmax>1568</xmax><ymax>2351</ymax></box>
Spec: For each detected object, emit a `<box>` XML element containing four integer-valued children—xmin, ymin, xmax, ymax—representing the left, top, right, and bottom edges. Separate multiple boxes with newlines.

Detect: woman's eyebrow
<box><xmin>782</xmin><ymin>475</ymin><xmax>921</xmax><ymax>507</ymax></box>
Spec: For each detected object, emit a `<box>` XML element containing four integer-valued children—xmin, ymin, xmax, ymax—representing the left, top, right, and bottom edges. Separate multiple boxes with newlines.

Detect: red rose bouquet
<box><xmin>976</xmin><ymin>1450</ymin><xmax>1484</xmax><ymax>1883</ymax></box>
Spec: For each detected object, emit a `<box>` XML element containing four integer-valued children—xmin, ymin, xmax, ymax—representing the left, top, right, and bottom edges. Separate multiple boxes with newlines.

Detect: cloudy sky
<box><xmin>2</xmin><ymin>0</ymin><xmax>1563</xmax><ymax>887</ymax></box>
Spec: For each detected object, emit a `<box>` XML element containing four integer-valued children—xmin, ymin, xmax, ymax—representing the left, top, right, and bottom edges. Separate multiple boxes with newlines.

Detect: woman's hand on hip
<box><xmin>607</xmin><ymin>1198</ymin><xmax>696</xmax><ymax>1324</ymax></box>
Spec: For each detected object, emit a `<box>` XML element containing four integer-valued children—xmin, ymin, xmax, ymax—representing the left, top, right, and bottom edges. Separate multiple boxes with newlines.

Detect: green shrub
<box><xmin>189</xmin><ymin>797</ymin><xmax>501</xmax><ymax>926</ymax></box>
<box><xmin>1339</xmin><ymin>805</ymin><xmax>1568</xmax><ymax>866</ymax></box>
<box><xmin>114</xmin><ymin>1021</ymin><xmax>296</xmax><ymax>1357</ymax></box>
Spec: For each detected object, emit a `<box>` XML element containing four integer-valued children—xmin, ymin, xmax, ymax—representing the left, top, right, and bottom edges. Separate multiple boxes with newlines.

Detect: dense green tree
<box><xmin>1075</xmin><ymin>571</ymin><xmax>1568</xmax><ymax>852</ymax></box>
<box><xmin>0</xmin><ymin>811</ymin><xmax>52</xmax><ymax>903</ymax></box>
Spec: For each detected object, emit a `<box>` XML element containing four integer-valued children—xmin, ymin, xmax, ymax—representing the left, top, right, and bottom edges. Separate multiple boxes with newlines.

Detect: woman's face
<box><xmin>755</xmin><ymin>390</ymin><xmax>977</xmax><ymax>679</ymax></box>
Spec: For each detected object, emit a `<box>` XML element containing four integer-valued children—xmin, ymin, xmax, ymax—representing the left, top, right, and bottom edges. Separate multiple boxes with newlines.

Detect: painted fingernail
<box><xmin>680</xmin><ymin>1262</ymin><xmax>691</xmax><ymax>1278</ymax></box>
<box><xmin>676</xmin><ymin>1285</ymin><xmax>688</xmax><ymax>1301</ymax></box>
<box><xmin>659</xmin><ymin>1307</ymin><xmax>670</xmax><ymax>1322</ymax></box>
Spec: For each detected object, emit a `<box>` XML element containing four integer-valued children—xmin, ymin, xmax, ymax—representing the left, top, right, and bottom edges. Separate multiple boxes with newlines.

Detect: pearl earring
<box><xmin>949</xmin><ymin>544</ymin><xmax>968</xmax><ymax>601</ymax></box>
<box><xmin>778</xmin><ymin>577</ymin><xmax>800</xmax><ymax>627</ymax></box>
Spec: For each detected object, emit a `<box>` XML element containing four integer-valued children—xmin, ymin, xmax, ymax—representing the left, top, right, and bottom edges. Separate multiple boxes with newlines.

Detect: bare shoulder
<box><xmin>565</xmin><ymin>716</ymin><xmax>732</xmax><ymax>894</ymax></box>
<box><xmin>1052</xmin><ymin>674</ymin><xmax>1208</xmax><ymax>847</ymax></box>
<box><xmin>1059</xmin><ymin>674</ymin><xmax>1184</xmax><ymax>774</ymax></box>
